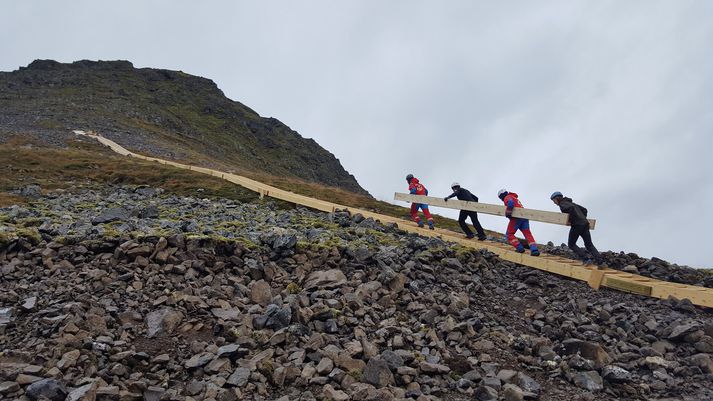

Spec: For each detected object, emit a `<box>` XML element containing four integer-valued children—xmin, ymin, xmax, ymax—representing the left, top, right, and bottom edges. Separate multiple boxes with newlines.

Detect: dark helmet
<box><xmin>406</xmin><ymin>174</ymin><xmax>414</xmax><ymax>183</ymax></box>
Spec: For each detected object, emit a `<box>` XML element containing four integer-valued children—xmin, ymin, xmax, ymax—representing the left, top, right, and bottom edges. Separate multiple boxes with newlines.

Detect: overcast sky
<box><xmin>2</xmin><ymin>1</ymin><xmax>712</xmax><ymax>268</ymax></box>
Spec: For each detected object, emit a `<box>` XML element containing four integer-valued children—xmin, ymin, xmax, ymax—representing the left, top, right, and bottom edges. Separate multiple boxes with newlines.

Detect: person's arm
<box><xmin>444</xmin><ymin>192</ymin><xmax>456</xmax><ymax>201</ymax></box>
<box><xmin>409</xmin><ymin>185</ymin><xmax>417</xmax><ymax>194</ymax></box>
<box><xmin>505</xmin><ymin>198</ymin><xmax>515</xmax><ymax>217</ymax></box>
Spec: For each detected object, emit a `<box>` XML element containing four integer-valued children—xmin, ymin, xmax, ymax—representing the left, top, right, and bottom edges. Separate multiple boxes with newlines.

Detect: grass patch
<box><xmin>0</xmin><ymin>139</ymin><xmax>258</xmax><ymax>208</ymax></box>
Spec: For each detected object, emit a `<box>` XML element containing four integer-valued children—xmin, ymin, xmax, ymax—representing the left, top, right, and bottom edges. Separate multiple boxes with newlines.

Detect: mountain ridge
<box><xmin>0</xmin><ymin>59</ymin><xmax>368</xmax><ymax>195</ymax></box>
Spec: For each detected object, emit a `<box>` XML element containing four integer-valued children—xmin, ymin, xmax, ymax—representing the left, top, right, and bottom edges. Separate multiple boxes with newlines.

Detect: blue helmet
<box><xmin>550</xmin><ymin>191</ymin><xmax>563</xmax><ymax>200</ymax></box>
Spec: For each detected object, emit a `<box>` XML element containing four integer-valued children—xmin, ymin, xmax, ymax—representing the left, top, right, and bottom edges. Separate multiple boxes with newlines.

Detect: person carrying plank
<box><xmin>497</xmin><ymin>189</ymin><xmax>540</xmax><ymax>256</ymax></box>
<box><xmin>550</xmin><ymin>192</ymin><xmax>603</xmax><ymax>267</ymax></box>
<box><xmin>444</xmin><ymin>182</ymin><xmax>487</xmax><ymax>240</ymax></box>
<box><xmin>406</xmin><ymin>174</ymin><xmax>434</xmax><ymax>230</ymax></box>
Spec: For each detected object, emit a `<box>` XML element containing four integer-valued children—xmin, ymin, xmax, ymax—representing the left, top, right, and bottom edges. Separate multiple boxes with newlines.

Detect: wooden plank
<box><xmin>588</xmin><ymin>270</ymin><xmax>606</xmax><ymax>290</ymax></box>
<box><xmin>604</xmin><ymin>277</ymin><xmax>653</xmax><ymax>296</ymax></box>
<box><xmin>394</xmin><ymin>192</ymin><xmax>597</xmax><ymax>229</ymax></box>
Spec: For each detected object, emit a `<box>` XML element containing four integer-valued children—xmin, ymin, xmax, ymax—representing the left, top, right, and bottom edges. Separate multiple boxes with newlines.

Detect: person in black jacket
<box><xmin>444</xmin><ymin>183</ymin><xmax>487</xmax><ymax>240</ymax></box>
<box><xmin>550</xmin><ymin>192</ymin><xmax>603</xmax><ymax>266</ymax></box>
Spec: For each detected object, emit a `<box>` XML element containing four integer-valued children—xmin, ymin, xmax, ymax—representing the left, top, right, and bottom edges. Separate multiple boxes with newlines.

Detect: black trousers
<box><xmin>459</xmin><ymin>210</ymin><xmax>486</xmax><ymax>238</ymax></box>
<box><xmin>568</xmin><ymin>224</ymin><xmax>601</xmax><ymax>260</ymax></box>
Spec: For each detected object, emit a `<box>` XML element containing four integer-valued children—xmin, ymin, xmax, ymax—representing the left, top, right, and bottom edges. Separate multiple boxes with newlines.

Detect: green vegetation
<box><xmin>0</xmin><ymin>227</ymin><xmax>41</xmax><ymax>246</ymax></box>
<box><xmin>0</xmin><ymin>139</ymin><xmax>258</xmax><ymax>207</ymax></box>
<box><xmin>286</xmin><ymin>282</ymin><xmax>302</xmax><ymax>294</ymax></box>
<box><xmin>347</xmin><ymin>369</ymin><xmax>363</xmax><ymax>381</ymax></box>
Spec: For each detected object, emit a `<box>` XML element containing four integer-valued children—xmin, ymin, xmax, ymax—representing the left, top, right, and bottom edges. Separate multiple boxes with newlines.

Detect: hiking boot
<box><xmin>428</xmin><ymin>221</ymin><xmax>434</xmax><ymax>230</ymax></box>
<box><xmin>417</xmin><ymin>221</ymin><xmax>424</xmax><ymax>228</ymax></box>
<box><xmin>465</xmin><ymin>234</ymin><xmax>475</xmax><ymax>239</ymax></box>
<box><xmin>515</xmin><ymin>246</ymin><xmax>526</xmax><ymax>253</ymax></box>
<box><xmin>477</xmin><ymin>235</ymin><xmax>487</xmax><ymax>241</ymax></box>
<box><xmin>531</xmin><ymin>250</ymin><xmax>540</xmax><ymax>256</ymax></box>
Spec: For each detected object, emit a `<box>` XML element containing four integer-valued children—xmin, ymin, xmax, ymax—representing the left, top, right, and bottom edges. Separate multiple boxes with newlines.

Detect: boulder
<box><xmin>303</xmin><ymin>269</ymin><xmax>348</xmax><ymax>289</ymax></box>
<box><xmin>211</xmin><ymin>307</ymin><xmax>242</xmax><ymax>321</ymax></box>
<box><xmin>264</xmin><ymin>304</ymin><xmax>292</xmax><ymax>330</ymax></box>
<box><xmin>572</xmin><ymin>371</ymin><xmax>603</xmax><ymax>392</ymax></box>
<box><xmin>145</xmin><ymin>308</ymin><xmax>183</xmax><ymax>338</ymax></box>
<box><xmin>381</xmin><ymin>350</ymin><xmax>404</xmax><ymax>371</ymax></box>
<box><xmin>25</xmin><ymin>379</ymin><xmax>68</xmax><ymax>401</ymax></box>
<box><xmin>602</xmin><ymin>365</ymin><xmax>631</xmax><ymax>383</ymax></box>
<box><xmin>556</xmin><ymin>339</ymin><xmax>612</xmax><ymax>367</ymax></box>
<box><xmin>669</xmin><ymin>322</ymin><xmax>701</xmax><ymax>341</ymax></box>
<box><xmin>227</xmin><ymin>367</ymin><xmax>251</xmax><ymax>387</ymax></box>
<box><xmin>65</xmin><ymin>379</ymin><xmax>99</xmax><ymax>401</ymax></box>
<box><xmin>91</xmin><ymin>208</ymin><xmax>129</xmax><ymax>224</ymax></box>
<box><xmin>250</xmin><ymin>280</ymin><xmax>272</xmax><ymax>306</ymax></box>
<box><xmin>474</xmin><ymin>385</ymin><xmax>498</xmax><ymax>401</ymax></box>
<box><xmin>323</xmin><ymin>384</ymin><xmax>349</xmax><ymax>401</ymax></box>
<box><xmin>57</xmin><ymin>349</ymin><xmax>81</xmax><ymax>370</ymax></box>
<box><xmin>363</xmin><ymin>358</ymin><xmax>394</xmax><ymax>388</ymax></box>
<box><xmin>502</xmin><ymin>383</ymin><xmax>525</xmax><ymax>401</ymax></box>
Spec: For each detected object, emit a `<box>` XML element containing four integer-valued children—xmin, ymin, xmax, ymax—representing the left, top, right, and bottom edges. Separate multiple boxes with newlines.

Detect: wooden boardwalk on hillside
<box><xmin>74</xmin><ymin>130</ymin><xmax>713</xmax><ymax>309</ymax></box>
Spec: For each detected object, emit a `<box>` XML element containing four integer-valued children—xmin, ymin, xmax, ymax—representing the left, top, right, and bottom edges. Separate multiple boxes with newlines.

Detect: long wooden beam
<box><xmin>71</xmin><ymin>130</ymin><xmax>713</xmax><ymax>308</ymax></box>
<box><xmin>394</xmin><ymin>192</ymin><xmax>597</xmax><ymax>229</ymax></box>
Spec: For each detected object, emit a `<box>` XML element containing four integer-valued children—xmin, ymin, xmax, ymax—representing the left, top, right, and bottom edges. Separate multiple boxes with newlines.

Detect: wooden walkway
<box><xmin>74</xmin><ymin>131</ymin><xmax>713</xmax><ymax>308</ymax></box>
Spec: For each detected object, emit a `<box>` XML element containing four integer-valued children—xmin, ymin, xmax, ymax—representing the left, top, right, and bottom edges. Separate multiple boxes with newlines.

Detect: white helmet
<box><xmin>497</xmin><ymin>189</ymin><xmax>508</xmax><ymax>198</ymax></box>
<box><xmin>451</xmin><ymin>182</ymin><xmax>460</xmax><ymax>189</ymax></box>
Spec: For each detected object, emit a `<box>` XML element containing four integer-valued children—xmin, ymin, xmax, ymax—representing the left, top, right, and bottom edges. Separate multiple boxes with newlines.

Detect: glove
<box><xmin>443</xmin><ymin>197</ymin><xmax>449</xmax><ymax>202</ymax></box>
<box><xmin>505</xmin><ymin>210</ymin><xmax>513</xmax><ymax>218</ymax></box>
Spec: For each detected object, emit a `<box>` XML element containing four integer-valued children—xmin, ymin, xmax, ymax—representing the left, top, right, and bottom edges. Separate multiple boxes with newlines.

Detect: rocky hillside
<box><xmin>0</xmin><ymin>59</ymin><xmax>367</xmax><ymax>195</ymax></box>
<box><xmin>1</xmin><ymin>186</ymin><xmax>712</xmax><ymax>401</ymax></box>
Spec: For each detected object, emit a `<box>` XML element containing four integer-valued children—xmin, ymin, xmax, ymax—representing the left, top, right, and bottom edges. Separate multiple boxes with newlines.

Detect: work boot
<box><xmin>477</xmin><ymin>235</ymin><xmax>487</xmax><ymax>241</ymax></box>
<box><xmin>516</xmin><ymin>245</ymin><xmax>525</xmax><ymax>253</ymax></box>
<box><xmin>465</xmin><ymin>234</ymin><xmax>475</xmax><ymax>239</ymax></box>
<box><xmin>417</xmin><ymin>221</ymin><xmax>424</xmax><ymax>228</ymax></box>
<box><xmin>531</xmin><ymin>249</ymin><xmax>540</xmax><ymax>256</ymax></box>
<box><xmin>428</xmin><ymin>221</ymin><xmax>434</xmax><ymax>230</ymax></box>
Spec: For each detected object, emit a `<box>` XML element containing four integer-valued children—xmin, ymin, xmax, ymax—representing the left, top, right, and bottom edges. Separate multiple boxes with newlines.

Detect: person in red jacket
<box><xmin>497</xmin><ymin>189</ymin><xmax>540</xmax><ymax>256</ymax></box>
<box><xmin>406</xmin><ymin>174</ymin><xmax>434</xmax><ymax>230</ymax></box>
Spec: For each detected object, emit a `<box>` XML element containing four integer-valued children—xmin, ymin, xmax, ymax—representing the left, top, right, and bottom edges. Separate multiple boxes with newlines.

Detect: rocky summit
<box><xmin>1</xmin><ymin>186</ymin><xmax>713</xmax><ymax>401</ymax></box>
<box><xmin>0</xmin><ymin>60</ymin><xmax>367</xmax><ymax>195</ymax></box>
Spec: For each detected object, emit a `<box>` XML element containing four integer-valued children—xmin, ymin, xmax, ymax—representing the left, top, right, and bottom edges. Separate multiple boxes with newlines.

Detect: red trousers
<box><xmin>506</xmin><ymin>218</ymin><xmax>536</xmax><ymax>249</ymax></box>
<box><xmin>410</xmin><ymin>203</ymin><xmax>433</xmax><ymax>223</ymax></box>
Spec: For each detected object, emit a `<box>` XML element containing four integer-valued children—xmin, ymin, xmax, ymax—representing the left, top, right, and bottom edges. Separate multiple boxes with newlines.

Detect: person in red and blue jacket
<box><xmin>406</xmin><ymin>174</ymin><xmax>434</xmax><ymax>230</ymax></box>
<box><xmin>497</xmin><ymin>189</ymin><xmax>540</xmax><ymax>256</ymax></box>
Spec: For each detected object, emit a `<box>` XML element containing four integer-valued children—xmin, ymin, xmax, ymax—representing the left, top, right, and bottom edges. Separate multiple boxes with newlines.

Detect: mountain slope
<box><xmin>0</xmin><ymin>59</ymin><xmax>367</xmax><ymax>195</ymax></box>
<box><xmin>1</xmin><ymin>185</ymin><xmax>712</xmax><ymax>401</ymax></box>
